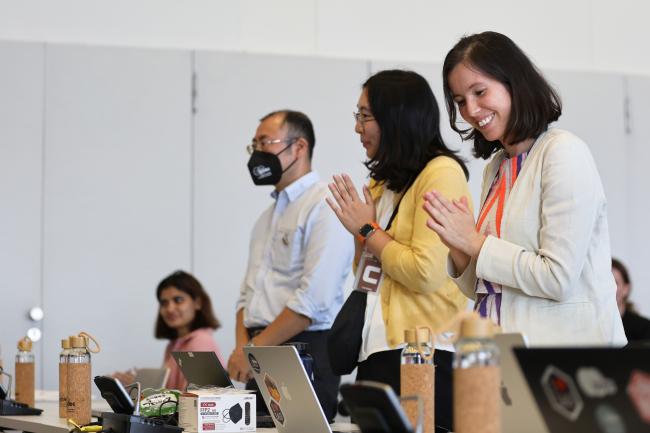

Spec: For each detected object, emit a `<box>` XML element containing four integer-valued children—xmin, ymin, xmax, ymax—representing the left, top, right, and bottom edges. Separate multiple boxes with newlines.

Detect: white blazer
<box><xmin>452</xmin><ymin>128</ymin><xmax>627</xmax><ymax>346</ymax></box>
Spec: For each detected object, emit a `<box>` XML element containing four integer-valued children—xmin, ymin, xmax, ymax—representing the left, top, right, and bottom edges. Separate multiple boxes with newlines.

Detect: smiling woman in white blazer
<box><xmin>424</xmin><ymin>31</ymin><xmax>626</xmax><ymax>346</ymax></box>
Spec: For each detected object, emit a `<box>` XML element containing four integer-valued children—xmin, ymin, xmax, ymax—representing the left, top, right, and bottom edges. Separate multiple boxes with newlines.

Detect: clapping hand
<box><xmin>423</xmin><ymin>190</ymin><xmax>485</xmax><ymax>257</ymax></box>
<box><xmin>326</xmin><ymin>174</ymin><xmax>376</xmax><ymax>235</ymax></box>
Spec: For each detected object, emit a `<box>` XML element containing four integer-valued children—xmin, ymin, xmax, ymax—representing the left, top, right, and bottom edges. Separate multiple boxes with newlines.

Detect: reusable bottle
<box><xmin>15</xmin><ymin>337</ymin><xmax>35</xmax><ymax>407</ymax></box>
<box><xmin>59</xmin><ymin>338</ymin><xmax>71</xmax><ymax>417</ymax></box>
<box><xmin>67</xmin><ymin>336</ymin><xmax>91</xmax><ymax>425</ymax></box>
<box><xmin>401</xmin><ymin>327</ymin><xmax>434</xmax><ymax>433</ymax></box>
<box><xmin>453</xmin><ymin>316</ymin><xmax>500</xmax><ymax>433</ymax></box>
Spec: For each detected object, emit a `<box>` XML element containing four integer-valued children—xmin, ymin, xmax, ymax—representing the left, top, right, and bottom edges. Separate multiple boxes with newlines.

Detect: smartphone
<box><xmin>340</xmin><ymin>381</ymin><xmax>414</xmax><ymax>433</ymax></box>
<box><xmin>94</xmin><ymin>376</ymin><xmax>135</xmax><ymax>415</ymax></box>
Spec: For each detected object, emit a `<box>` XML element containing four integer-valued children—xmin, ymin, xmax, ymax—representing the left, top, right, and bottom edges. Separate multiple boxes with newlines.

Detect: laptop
<box><xmin>495</xmin><ymin>333</ymin><xmax>548</xmax><ymax>433</ymax></box>
<box><xmin>171</xmin><ymin>351</ymin><xmax>233</xmax><ymax>388</ymax></box>
<box><xmin>514</xmin><ymin>346</ymin><xmax>650</xmax><ymax>433</ymax></box>
<box><xmin>133</xmin><ymin>367</ymin><xmax>170</xmax><ymax>389</ymax></box>
<box><xmin>244</xmin><ymin>345</ymin><xmax>357</xmax><ymax>433</ymax></box>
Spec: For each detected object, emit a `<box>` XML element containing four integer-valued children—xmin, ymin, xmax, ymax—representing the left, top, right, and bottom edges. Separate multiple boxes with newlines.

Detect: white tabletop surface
<box><xmin>0</xmin><ymin>401</ymin><xmax>72</xmax><ymax>433</ymax></box>
<box><xmin>0</xmin><ymin>400</ymin><xmax>358</xmax><ymax>433</ymax></box>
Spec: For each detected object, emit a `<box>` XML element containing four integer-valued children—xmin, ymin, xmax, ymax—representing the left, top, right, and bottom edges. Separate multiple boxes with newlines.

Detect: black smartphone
<box><xmin>93</xmin><ymin>376</ymin><xmax>135</xmax><ymax>415</ymax></box>
<box><xmin>340</xmin><ymin>381</ymin><xmax>414</xmax><ymax>433</ymax></box>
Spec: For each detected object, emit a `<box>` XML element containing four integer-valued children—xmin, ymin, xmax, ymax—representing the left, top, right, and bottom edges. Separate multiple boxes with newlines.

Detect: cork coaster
<box><xmin>401</xmin><ymin>363</ymin><xmax>435</xmax><ymax>433</ymax></box>
<box><xmin>454</xmin><ymin>366</ymin><xmax>501</xmax><ymax>433</ymax></box>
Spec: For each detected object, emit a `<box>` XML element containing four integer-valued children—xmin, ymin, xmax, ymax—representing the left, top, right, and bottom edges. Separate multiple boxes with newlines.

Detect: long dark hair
<box><xmin>442</xmin><ymin>31</ymin><xmax>562</xmax><ymax>159</ymax></box>
<box><xmin>612</xmin><ymin>258</ymin><xmax>635</xmax><ymax>313</ymax></box>
<box><xmin>154</xmin><ymin>270</ymin><xmax>220</xmax><ymax>339</ymax></box>
<box><xmin>363</xmin><ymin>70</ymin><xmax>468</xmax><ymax>192</ymax></box>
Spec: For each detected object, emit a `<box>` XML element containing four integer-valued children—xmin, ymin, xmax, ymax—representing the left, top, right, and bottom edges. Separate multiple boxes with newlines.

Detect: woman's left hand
<box><xmin>423</xmin><ymin>190</ymin><xmax>485</xmax><ymax>257</ymax></box>
<box><xmin>326</xmin><ymin>174</ymin><xmax>376</xmax><ymax>235</ymax></box>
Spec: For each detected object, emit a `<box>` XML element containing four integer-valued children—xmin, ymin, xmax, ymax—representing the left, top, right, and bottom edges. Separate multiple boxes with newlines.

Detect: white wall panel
<box><xmin>0</xmin><ymin>41</ymin><xmax>44</xmax><ymax>384</ymax></box>
<box><xmin>322</xmin><ymin>0</ymin><xmax>594</xmax><ymax>71</ymax></box>
<box><xmin>41</xmin><ymin>45</ymin><xmax>193</xmax><ymax>388</ymax></box>
<box><xmin>546</xmin><ymin>71</ymin><xmax>628</xmax><ymax>259</ymax></box>
<box><xmin>624</xmin><ymin>76</ymin><xmax>650</xmax><ymax>317</ymax></box>
<box><xmin>193</xmin><ymin>52</ymin><xmax>369</xmax><ymax>364</ymax></box>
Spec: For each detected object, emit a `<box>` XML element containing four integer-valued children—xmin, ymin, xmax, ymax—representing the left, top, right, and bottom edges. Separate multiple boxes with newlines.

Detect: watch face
<box><xmin>359</xmin><ymin>223</ymin><xmax>375</xmax><ymax>237</ymax></box>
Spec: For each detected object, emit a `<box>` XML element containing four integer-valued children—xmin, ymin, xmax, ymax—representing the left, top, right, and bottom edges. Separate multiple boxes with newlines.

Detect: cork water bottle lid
<box><xmin>17</xmin><ymin>337</ymin><xmax>32</xmax><ymax>351</ymax></box>
<box><xmin>70</xmin><ymin>336</ymin><xmax>86</xmax><ymax>348</ymax></box>
<box><xmin>404</xmin><ymin>328</ymin><xmax>432</xmax><ymax>344</ymax></box>
<box><xmin>61</xmin><ymin>338</ymin><xmax>71</xmax><ymax>349</ymax></box>
<box><xmin>460</xmin><ymin>316</ymin><xmax>494</xmax><ymax>338</ymax></box>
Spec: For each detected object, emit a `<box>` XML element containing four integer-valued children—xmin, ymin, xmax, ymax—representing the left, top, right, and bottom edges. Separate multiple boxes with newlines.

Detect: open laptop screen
<box><xmin>172</xmin><ymin>351</ymin><xmax>233</xmax><ymax>389</ymax></box>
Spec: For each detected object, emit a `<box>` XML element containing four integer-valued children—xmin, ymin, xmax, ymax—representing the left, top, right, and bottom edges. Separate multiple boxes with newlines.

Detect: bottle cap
<box><xmin>61</xmin><ymin>338</ymin><xmax>71</xmax><ymax>349</ymax></box>
<box><xmin>17</xmin><ymin>337</ymin><xmax>32</xmax><ymax>351</ymax></box>
<box><xmin>460</xmin><ymin>316</ymin><xmax>494</xmax><ymax>338</ymax></box>
<box><xmin>70</xmin><ymin>336</ymin><xmax>86</xmax><ymax>348</ymax></box>
<box><xmin>404</xmin><ymin>328</ymin><xmax>432</xmax><ymax>344</ymax></box>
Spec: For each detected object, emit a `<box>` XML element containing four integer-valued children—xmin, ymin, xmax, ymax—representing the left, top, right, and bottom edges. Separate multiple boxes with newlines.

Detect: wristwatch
<box><xmin>356</xmin><ymin>221</ymin><xmax>381</xmax><ymax>243</ymax></box>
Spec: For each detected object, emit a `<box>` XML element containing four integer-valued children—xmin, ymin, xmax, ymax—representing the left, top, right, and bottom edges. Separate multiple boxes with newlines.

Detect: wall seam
<box><xmin>190</xmin><ymin>51</ymin><xmax>196</xmax><ymax>273</ymax></box>
<box><xmin>38</xmin><ymin>42</ymin><xmax>48</xmax><ymax>387</ymax></box>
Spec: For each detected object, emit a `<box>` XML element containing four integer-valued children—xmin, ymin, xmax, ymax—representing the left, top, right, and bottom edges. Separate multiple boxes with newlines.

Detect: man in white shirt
<box><xmin>227</xmin><ymin>110</ymin><xmax>353</xmax><ymax>421</ymax></box>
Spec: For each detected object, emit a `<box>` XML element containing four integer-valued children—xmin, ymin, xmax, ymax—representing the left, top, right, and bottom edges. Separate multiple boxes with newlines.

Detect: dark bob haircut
<box><xmin>442</xmin><ymin>31</ymin><xmax>562</xmax><ymax>159</ymax></box>
<box><xmin>260</xmin><ymin>110</ymin><xmax>316</xmax><ymax>160</ymax></box>
<box><xmin>612</xmin><ymin>258</ymin><xmax>634</xmax><ymax>312</ymax></box>
<box><xmin>154</xmin><ymin>270</ymin><xmax>220</xmax><ymax>340</ymax></box>
<box><xmin>363</xmin><ymin>69</ymin><xmax>468</xmax><ymax>192</ymax></box>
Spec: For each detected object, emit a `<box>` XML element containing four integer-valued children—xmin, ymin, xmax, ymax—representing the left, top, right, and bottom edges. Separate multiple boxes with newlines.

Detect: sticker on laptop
<box><xmin>627</xmin><ymin>369</ymin><xmax>650</xmax><ymax>424</ymax></box>
<box><xmin>264</xmin><ymin>373</ymin><xmax>281</xmax><ymax>402</ymax></box>
<box><xmin>248</xmin><ymin>353</ymin><xmax>261</xmax><ymax>374</ymax></box>
<box><xmin>594</xmin><ymin>404</ymin><xmax>627</xmax><ymax>433</ymax></box>
<box><xmin>576</xmin><ymin>367</ymin><xmax>618</xmax><ymax>398</ymax></box>
<box><xmin>269</xmin><ymin>400</ymin><xmax>285</xmax><ymax>425</ymax></box>
<box><xmin>541</xmin><ymin>365</ymin><xmax>584</xmax><ymax>421</ymax></box>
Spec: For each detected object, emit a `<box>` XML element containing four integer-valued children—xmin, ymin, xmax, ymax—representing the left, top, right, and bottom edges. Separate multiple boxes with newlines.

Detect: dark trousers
<box><xmin>356</xmin><ymin>348</ymin><xmax>454</xmax><ymax>433</ymax></box>
<box><xmin>246</xmin><ymin>328</ymin><xmax>340</xmax><ymax>423</ymax></box>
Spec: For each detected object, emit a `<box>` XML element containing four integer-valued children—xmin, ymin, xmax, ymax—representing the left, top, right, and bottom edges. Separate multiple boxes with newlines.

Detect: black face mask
<box><xmin>247</xmin><ymin>143</ymin><xmax>297</xmax><ymax>186</ymax></box>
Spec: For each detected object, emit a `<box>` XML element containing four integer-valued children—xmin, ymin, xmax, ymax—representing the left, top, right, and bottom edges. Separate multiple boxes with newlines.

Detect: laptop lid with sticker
<box><xmin>495</xmin><ymin>333</ymin><xmax>548</xmax><ymax>433</ymax></box>
<box><xmin>514</xmin><ymin>347</ymin><xmax>650</xmax><ymax>433</ymax></box>
<box><xmin>243</xmin><ymin>345</ymin><xmax>332</xmax><ymax>433</ymax></box>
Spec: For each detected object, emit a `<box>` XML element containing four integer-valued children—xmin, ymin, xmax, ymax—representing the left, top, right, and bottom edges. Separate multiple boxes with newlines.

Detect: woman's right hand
<box><xmin>423</xmin><ymin>191</ymin><xmax>475</xmax><ymax>274</ymax></box>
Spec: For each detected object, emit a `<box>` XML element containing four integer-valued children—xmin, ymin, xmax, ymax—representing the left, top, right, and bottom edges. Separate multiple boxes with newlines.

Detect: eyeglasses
<box><xmin>353</xmin><ymin>111</ymin><xmax>375</xmax><ymax>124</ymax></box>
<box><xmin>246</xmin><ymin>137</ymin><xmax>297</xmax><ymax>155</ymax></box>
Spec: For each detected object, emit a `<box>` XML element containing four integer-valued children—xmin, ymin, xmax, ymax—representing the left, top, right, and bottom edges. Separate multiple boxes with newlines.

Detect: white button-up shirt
<box><xmin>237</xmin><ymin>171</ymin><xmax>354</xmax><ymax>330</ymax></box>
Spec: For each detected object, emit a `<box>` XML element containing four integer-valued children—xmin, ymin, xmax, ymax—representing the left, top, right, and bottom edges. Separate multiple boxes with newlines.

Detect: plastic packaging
<box><xmin>453</xmin><ymin>316</ymin><xmax>500</xmax><ymax>433</ymax></box>
<box><xmin>15</xmin><ymin>337</ymin><xmax>35</xmax><ymax>407</ymax></box>
<box><xmin>400</xmin><ymin>326</ymin><xmax>434</xmax><ymax>433</ymax></box>
<box><xmin>139</xmin><ymin>388</ymin><xmax>181</xmax><ymax>417</ymax></box>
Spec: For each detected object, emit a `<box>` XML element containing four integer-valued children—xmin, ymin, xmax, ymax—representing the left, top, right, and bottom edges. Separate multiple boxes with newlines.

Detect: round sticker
<box><xmin>248</xmin><ymin>353</ymin><xmax>261</xmax><ymax>374</ymax></box>
<box><xmin>595</xmin><ymin>404</ymin><xmax>626</xmax><ymax>433</ymax></box>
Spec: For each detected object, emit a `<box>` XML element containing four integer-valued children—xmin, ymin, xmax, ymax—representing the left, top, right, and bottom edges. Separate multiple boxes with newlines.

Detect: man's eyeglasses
<box><xmin>353</xmin><ymin>111</ymin><xmax>375</xmax><ymax>124</ymax></box>
<box><xmin>246</xmin><ymin>137</ymin><xmax>297</xmax><ymax>155</ymax></box>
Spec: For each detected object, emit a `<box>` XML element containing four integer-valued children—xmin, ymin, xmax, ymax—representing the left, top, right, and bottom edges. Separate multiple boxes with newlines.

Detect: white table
<box><xmin>0</xmin><ymin>401</ymin><xmax>358</xmax><ymax>433</ymax></box>
<box><xmin>0</xmin><ymin>401</ymin><xmax>69</xmax><ymax>433</ymax></box>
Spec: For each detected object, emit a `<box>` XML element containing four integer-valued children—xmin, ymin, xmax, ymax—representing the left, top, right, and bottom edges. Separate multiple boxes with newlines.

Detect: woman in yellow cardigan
<box><xmin>327</xmin><ymin>69</ymin><xmax>471</xmax><ymax>431</ymax></box>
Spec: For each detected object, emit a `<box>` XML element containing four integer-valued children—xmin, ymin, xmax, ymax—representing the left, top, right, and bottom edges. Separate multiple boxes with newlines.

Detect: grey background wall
<box><xmin>1</xmin><ymin>0</ymin><xmax>648</xmax><ymax>391</ymax></box>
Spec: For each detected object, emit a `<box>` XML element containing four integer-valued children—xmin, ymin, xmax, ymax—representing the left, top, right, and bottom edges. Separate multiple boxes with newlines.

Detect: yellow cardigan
<box><xmin>367</xmin><ymin>156</ymin><xmax>472</xmax><ymax>347</ymax></box>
